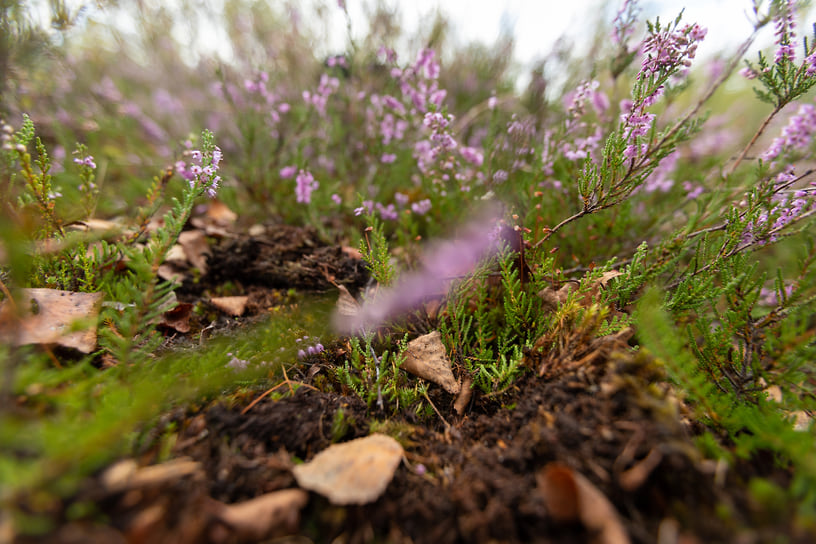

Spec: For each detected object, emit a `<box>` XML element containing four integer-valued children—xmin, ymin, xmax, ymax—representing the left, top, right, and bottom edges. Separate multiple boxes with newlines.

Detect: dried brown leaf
<box><xmin>159</xmin><ymin>302</ymin><xmax>194</xmax><ymax>333</ymax></box>
<box><xmin>101</xmin><ymin>457</ymin><xmax>203</xmax><ymax>493</ymax></box>
<box><xmin>291</xmin><ymin>434</ymin><xmax>403</xmax><ymax>505</ymax></box>
<box><xmin>210</xmin><ymin>489</ymin><xmax>307</xmax><ymax>542</ymax></box>
<box><xmin>179</xmin><ymin>230</ymin><xmax>211</xmax><ymax>274</ymax></box>
<box><xmin>618</xmin><ymin>449</ymin><xmax>663</xmax><ymax>491</ymax></box>
<box><xmin>402</xmin><ymin>330</ymin><xmax>460</xmax><ymax>394</ymax></box>
<box><xmin>210</xmin><ymin>296</ymin><xmax>248</xmax><ymax>317</ymax></box>
<box><xmin>454</xmin><ymin>376</ymin><xmax>473</xmax><ymax>415</ymax></box>
<box><xmin>205</xmin><ymin>200</ymin><xmax>238</xmax><ymax>225</ymax></box>
<box><xmin>335</xmin><ymin>284</ymin><xmax>361</xmax><ymax>318</ymax></box>
<box><xmin>0</xmin><ymin>288</ymin><xmax>103</xmax><ymax>353</ymax></box>
<box><xmin>538</xmin><ymin>462</ymin><xmax>630</xmax><ymax>544</ymax></box>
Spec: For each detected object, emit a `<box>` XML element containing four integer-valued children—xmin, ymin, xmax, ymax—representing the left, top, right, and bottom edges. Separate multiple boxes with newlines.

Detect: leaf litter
<box><xmin>10</xmin><ymin>224</ymin><xmax>813</xmax><ymax>543</ymax></box>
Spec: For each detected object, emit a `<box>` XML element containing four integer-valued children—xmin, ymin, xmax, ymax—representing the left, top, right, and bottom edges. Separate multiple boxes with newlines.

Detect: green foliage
<box><xmin>335</xmin><ymin>333</ymin><xmax>426</xmax><ymax>413</ymax></box>
<box><xmin>438</xmin><ymin>248</ymin><xmax>542</xmax><ymax>394</ymax></box>
<box><xmin>638</xmin><ymin>287</ymin><xmax>816</xmax><ymax>521</ymax></box>
<box><xmin>358</xmin><ymin>212</ymin><xmax>395</xmax><ymax>287</ymax></box>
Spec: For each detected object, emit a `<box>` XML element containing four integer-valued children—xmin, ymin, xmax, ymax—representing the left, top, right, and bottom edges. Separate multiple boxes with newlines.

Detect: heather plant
<box><xmin>3</xmin><ymin>0</ymin><xmax>816</xmax><ymax>534</ymax></box>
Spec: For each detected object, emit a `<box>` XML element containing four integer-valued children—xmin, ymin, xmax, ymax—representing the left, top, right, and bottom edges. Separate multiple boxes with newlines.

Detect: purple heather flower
<box><xmin>639</xmin><ymin>21</ymin><xmax>707</xmax><ymax>78</ymax></box>
<box><xmin>377</xmin><ymin>202</ymin><xmax>398</xmax><ymax>220</ymax></box>
<box><xmin>411</xmin><ymin>199</ymin><xmax>432</xmax><ymax>215</ymax></box>
<box><xmin>739</xmin><ymin>66</ymin><xmax>758</xmax><ymax>79</ymax></box>
<box><xmin>280</xmin><ymin>165</ymin><xmax>297</xmax><ymax>179</ymax></box>
<box><xmin>642</xmin><ymin>151</ymin><xmax>678</xmax><ymax>193</ymax></box>
<box><xmin>773</xmin><ymin>0</ymin><xmax>797</xmax><ymax>64</ymax></box>
<box><xmin>295</xmin><ymin>169</ymin><xmax>319</xmax><ymax>203</ymax></box>
<box><xmin>459</xmin><ymin>146</ymin><xmax>484</xmax><ymax>167</ymax></box>
<box><xmin>382</xmin><ymin>95</ymin><xmax>405</xmax><ymax>114</ymax></box>
<box><xmin>73</xmin><ymin>156</ymin><xmax>96</xmax><ymax>169</ymax></box>
<box><xmin>381</xmin><ymin>153</ymin><xmax>397</xmax><ymax>164</ymax></box>
<box><xmin>682</xmin><ymin>181</ymin><xmax>704</xmax><ymax>200</ymax></box>
<box><xmin>611</xmin><ymin>0</ymin><xmax>640</xmax><ymax>47</ymax></box>
<box><xmin>354</xmin><ymin>200</ymin><xmax>374</xmax><ymax>216</ymax></box>
<box><xmin>331</xmin><ymin>193</ymin><xmax>342</xmax><ymax>205</ymax></box>
<box><xmin>333</xmin><ymin>206</ymin><xmax>503</xmax><ymax>333</ymax></box>
<box><xmin>394</xmin><ymin>192</ymin><xmax>409</xmax><ymax>206</ymax></box>
<box><xmin>488</xmin><ymin>95</ymin><xmax>498</xmax><ymax>110</ymax></box>
<box><xmin>761</xmin><ymin>103</ymin><xmax>816</xmax><ymax>164</ymax></box>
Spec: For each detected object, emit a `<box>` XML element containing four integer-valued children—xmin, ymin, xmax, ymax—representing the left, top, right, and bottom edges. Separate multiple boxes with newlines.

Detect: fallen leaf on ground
<box><xmin>537</xmin><ymin>462</ymin><xmax>630</xmax><ymax>544</ymax></box>
<box><xmin>179</xmin><ymin>230</ymin><xmax>211</xmax><ymax>274</ymax></box>
<box><xmin>402</xmin><ymin>330</ymin><xmax>460</xmax><ymax>394</ymax></box>
<box><xmin>209</xmin><ymin>489</ymin><xmax>308</xmax><ymax>543</ymax></box>
<box><xmin>454</xmin><ymin>376</ymin><xmax>473</xmax><ymax>415</ymax></box>
<box><xmin>100</xmin><ymin>457</ymin><xmax>204</xmax><ymax>493</ymax></box>
<box><xmin>210</xmin><ymin>296</ymin><xmax>248</xmax><ymax>316</ymax></box>
<box><xmin>618</xmin><ymin>448</ymin><xmax>663</xmax><ymax>491</ymax></box>
<box><xmin>0</xmin><ymin>288</ymin><xmax>104</xmax><ymax>353</ymax></box>
<box><xmin>205</xmin><ymin>199</ymin><xmax>238</xmax><ymax>225</ymax></box>
<box><xmin>291</xmin><ymin>433</ymin><xmax>403</xmax><ymax>505</ymax></box>
<box><xmin>159</xmin><ymin>302</ymin><xmax>194</xmax><ymax>333</ymax></box>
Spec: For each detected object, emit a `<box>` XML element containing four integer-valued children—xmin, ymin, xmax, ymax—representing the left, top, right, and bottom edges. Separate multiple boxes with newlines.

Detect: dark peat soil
<box><xmin>14</xmin><ymin>224</ymin><xmax>810</xmax><ymax>544</ymax></box>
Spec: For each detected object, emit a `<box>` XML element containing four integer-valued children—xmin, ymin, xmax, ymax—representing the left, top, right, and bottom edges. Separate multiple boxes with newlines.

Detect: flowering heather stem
<box><xmin>654</xmin><ymin>30</ymin><xmax>759</xmax><ymax>162</ymax></box>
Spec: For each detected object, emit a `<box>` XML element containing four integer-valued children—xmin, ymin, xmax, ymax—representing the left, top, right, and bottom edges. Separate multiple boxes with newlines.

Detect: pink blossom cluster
<box><xmin>642</xmin><ymin>150</ymin><xmax>678</xmax><ymax>193</ymax></box>
<box><xmin>761</xmin><ymin>103</ymin><xmax>816</xmax><ymax>164</ymax></box>
<box><xmin>175</xmin><ymin>144</ymin><xmax>222</xmax><ymax>198</ymax></box>
<box><xmin>295</xmin><ymin>169</ymin><xmax>319</xmax><ymax>203</ymax></box>
<box><xmin>742</xmin><ymin>168</ymin><xmax>815</xmax><ymax>245</ymax></box>
<box><xmin>773</xmin><ymin>0</ymin><xmax>797</xmax><ymax>65</ymax></box>
<box><xmin>296</xmin><ymin>336</ymin><xmax>324</xmax><ymax>359</ymax></box>
<box><xmin>73</xmin><ymin>155</ymin><xmax>96</xmax><ymax>169</ymax></box>
<box><xmin>611</xmin><ymin>0</ymin><xmax>641</xmax><ymax>48</ymax></box>
<box><xmin>639</xmin><ymin>22</ymin><xmax>707</xmax><ymax>79</ymax></box>
<box><xmin>303</xmin><ymin>73</ymin><xmax>340</xmax><ymax>117</ymax></box>
<box><xmin>244</xmin><ymin>71</ymin><xmax>291</xmax><ymax>130</ymax></box>
<box><xmin>557</xmin><ymin>81</ymin><xmax>609</xmax><ymax>163</ymax></box>
<box><xmin>392</xmin><ymin>49</ymin><xmax>447</xmax><ymax>114</ymax></box>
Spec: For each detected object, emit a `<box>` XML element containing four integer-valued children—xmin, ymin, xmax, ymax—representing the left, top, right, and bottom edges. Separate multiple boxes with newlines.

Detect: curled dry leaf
<box><xmin>210</xmin><ymin>489</ymin><xmax>308</xmax><ymax>543</ymax></box>
<box><xmin>179</xmin><ymin>230</ymin><xmax>211</xmax><ymax>274</ymax></box>
<box><xmin>291</xmin><ymin>433</ymin><xmax>403</xmax><ymax>505</ymax></box>
<box><xmin>618</xmin><ymin>448</ymin><xmax>663</xmax><ymax>491</ymax></box>
<box><xmin>210</xmin><ymin>296</ymin><xmax>249</xmax><ymax>317</ymax></box>
<box><xmin>101</xmin><ymin>457</ymin><xmax>204</xmax><ymax>494</ymax></box>
<box><xmin>0</xmin><ymin>288</ymin><xmax>103</xmax><ymax>353</ymax></box>
<box><xmin>159</xmin><ymin>302</ymin><xmax>194</xmax><ymax>333</ymax></box>
<box><xmin>205</xmin><ymin>199</ymin><xmax>238</xmax><ymax>225</ymax></box>
<box><xmin>454</xmin><ymin>376</ymin><xmax>473</xmax><ymax>415</ymax></box>
<box><xmin>402</xmin><ymin>330</ymin><xmax>460</xmax><ymax>394</ymax></box>
<box><xmin>537</xmin><ymin>462</ymin><xmax>630</xmax><ymax>544</ymax></box>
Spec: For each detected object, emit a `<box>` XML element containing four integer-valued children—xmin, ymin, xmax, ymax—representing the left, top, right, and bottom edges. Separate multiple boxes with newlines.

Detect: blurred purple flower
<box><xmin>761</xmin><ymin>103</ymin><xmax>816</xmax><ymax>164</ymax></box>
<box><xmin>773</xmin><ymin>0</ymin><xmax>797</xmax><ymax>64</ymax></box>
<box><xmin>333</xmin><ymin>206</ymin><xmax>504</xmax><ymax>333</ymax></box>
<box><xmin>411</xmin><ymin>199</ymin><xmax>432</xmax><ymax>215</ymax></box>
<box><xmin>295</xmin><ymin>169</ymin><xmax>319</xmax><ymax>203</ymax></box>
<box><xmin>280</xmin><ymin>165</ymin><xmax>297</xmax><ymax>179</ymax></box>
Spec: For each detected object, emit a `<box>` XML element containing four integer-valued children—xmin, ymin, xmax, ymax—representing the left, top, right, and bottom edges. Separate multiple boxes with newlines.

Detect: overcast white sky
<box><xmin>34</xmin><ymin>0</ymin><xmax>811</xmax><ymax>78</ymax></box>
<box><xmin>330</xmin><ymin>0</ymin><xmax>783</xmax><ymax>66</ymax></box>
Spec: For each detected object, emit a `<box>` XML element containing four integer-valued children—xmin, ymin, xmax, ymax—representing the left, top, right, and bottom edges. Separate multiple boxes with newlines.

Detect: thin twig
<box><xmin>240</xmin><ymin>365</ymin><xmax>319</xmax><ymax>415</ymax></box>
<box><xmin>726</xmin><ymin>105</ymin><xmax>781</xmax><ymax>177</ymax></box>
